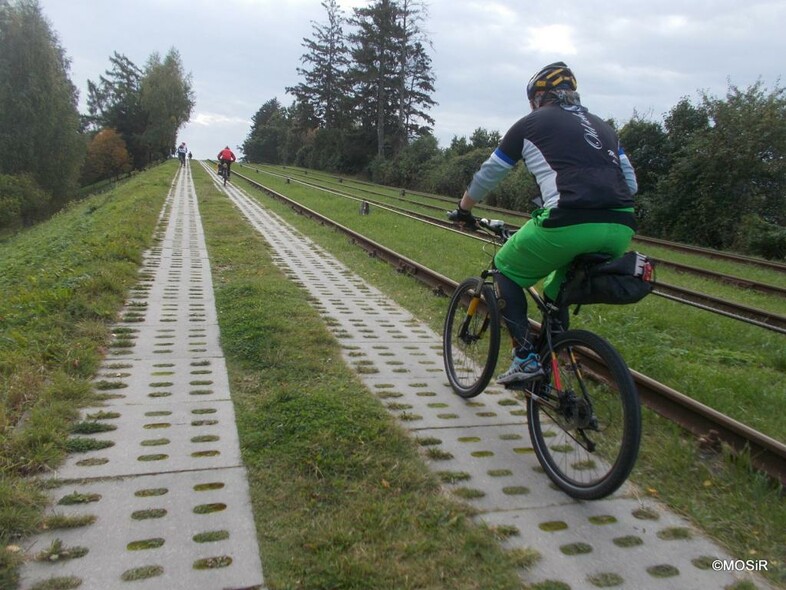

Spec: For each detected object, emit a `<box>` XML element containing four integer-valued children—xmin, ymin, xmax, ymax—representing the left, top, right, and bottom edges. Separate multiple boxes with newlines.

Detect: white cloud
<box><xmin>192</xmin><ymin>113</ymin><xmax>251</xmax><ymax>127</ymax></box>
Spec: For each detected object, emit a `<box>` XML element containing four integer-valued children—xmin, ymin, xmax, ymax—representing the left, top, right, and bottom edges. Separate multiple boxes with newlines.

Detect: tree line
<box><xmin>0</xmin><ymin>0</ymin><xmax>194</xmax><ymax>233</ymax></box>
<box><xmin>243</xmin><ymin>0</ymin><xmax>785</xmax><ymax>259</ymax></box>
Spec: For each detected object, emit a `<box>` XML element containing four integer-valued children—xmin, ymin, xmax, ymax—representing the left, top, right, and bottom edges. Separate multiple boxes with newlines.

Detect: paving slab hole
<box><xmin>28</xmin><ymin>575</ymin><xmax>82</xmax><ymax>590</ymax></box>
<box><xmin>127</xmin><ymin>538</ymin><xmax>165</xmax><ymax>551</ymax></box>
<box><xmin>193</xmin><ymin>530</ymin><xmax>230</xmax><ymax>543</ymax></box>
<box><xmin>120</xmin><ymin>565</ymin><xmax>164</xmax><ymax>581</ymax></box>
<box><xmin>193</xmin><ymin>503</ymin><xmax>226</xmax><ymax>514</ymax></box>
<box><xmin>135</xmin><ymin>488</ymin><xmax>169</xmax><ymax>497</ymax></box>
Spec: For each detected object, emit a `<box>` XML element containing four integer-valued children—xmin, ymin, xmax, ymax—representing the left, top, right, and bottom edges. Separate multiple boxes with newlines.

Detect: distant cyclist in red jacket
<box><xmin>217</xmin><ymin>146</ymin><xmax>236</xmax><ymax>179</ymax></box>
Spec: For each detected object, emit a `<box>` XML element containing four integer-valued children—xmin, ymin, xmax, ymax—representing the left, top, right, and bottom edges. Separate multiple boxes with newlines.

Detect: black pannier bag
<box><xmin>558</xmin><ymin>251</ymin><xmax>655</xmax><ymax>307</ymax></box>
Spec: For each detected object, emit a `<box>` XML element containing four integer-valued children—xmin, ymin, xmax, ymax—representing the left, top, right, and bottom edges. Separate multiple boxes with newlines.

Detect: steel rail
<box><xmin>232</xmin><ymin>169</ymin><xmax>786</xmax><ymax>487</ymax></box>
<box><xmin>240</xmin><ymin>163</ymin><xmax>786</xmax><ymax>292</ymax></box>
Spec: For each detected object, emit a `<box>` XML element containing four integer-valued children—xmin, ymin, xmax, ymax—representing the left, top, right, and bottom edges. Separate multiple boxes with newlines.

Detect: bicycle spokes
<box><xmin>527</xmin><ymin>330</ymin><xmax>640</xmax><ymax>500</ymax></box>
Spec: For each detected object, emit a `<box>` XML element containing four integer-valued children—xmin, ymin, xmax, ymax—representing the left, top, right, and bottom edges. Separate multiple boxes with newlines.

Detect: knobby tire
<box><xmin>443</xmin><ymin>278</ymin><xmax>501</xmax><ymax>398</ymax></box>
<box><xmin>527</xmin><ymin>329</ymin><xmax>641</xmax><ymax>500</ymax></box>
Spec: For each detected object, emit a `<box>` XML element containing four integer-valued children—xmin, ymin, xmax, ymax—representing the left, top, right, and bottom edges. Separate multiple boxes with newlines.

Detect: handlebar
<box><xmin>472</xmin><ymin>216</ymin><xmax>515</xmax><ymax>243</ymax></box>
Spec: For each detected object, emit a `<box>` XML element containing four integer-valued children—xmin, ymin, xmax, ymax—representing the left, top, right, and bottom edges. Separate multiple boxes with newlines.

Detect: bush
<box><xmin>732</xmin><ymin>214</ymin><xmax>786</xmax><ymax>260</ymax></box>
<box><xmin>0</xmin><ymin>174</ymin><xmax>51</xmax><ymax>230</ymax></box>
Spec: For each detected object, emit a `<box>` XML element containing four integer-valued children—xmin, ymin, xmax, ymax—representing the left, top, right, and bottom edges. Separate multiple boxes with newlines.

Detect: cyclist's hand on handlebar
<box><xmin>447</xmin><ymin>204</ymin><xmax>477</xmax><ymax>229</ymax></box>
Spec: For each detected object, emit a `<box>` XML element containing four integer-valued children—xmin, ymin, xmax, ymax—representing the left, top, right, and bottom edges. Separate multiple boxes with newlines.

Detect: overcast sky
<box><xmin>37</xmin><ymin>0</ymin><xmax>784</xmax><ymax>159</ymax></box>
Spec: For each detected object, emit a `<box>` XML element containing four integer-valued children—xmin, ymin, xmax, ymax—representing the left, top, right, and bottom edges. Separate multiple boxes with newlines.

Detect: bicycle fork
<box><xmin>458</xmin><ymin>280</ymin><xmax>490</xmax><ymax>344</ymax></box>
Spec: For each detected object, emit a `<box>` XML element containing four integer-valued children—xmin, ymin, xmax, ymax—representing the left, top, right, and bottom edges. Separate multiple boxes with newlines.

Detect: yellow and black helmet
<box><xmin>526</xmin><ymin>62</ymin><xmax>578</xmax><ymax>101</ymax></box>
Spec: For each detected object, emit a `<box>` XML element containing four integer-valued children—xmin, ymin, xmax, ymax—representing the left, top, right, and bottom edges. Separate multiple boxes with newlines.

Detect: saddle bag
<box><xmin>559</xmin><ymin>251</ymin><xmax>655</xmax><ymax>306</ymax></box>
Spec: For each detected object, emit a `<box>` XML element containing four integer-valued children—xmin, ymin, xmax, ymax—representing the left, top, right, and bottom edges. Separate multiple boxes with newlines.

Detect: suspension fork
<box><xmin>458</xmin><ymin>277</ymin><xmax>490</xmax><ymax>340</ymax></box>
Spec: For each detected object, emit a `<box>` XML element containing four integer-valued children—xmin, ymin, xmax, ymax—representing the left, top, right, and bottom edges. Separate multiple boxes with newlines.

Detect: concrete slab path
<box><xmin>19</xmin><ymin>165</ymin><xmax>265</xmax><ymax>590</ymax></box>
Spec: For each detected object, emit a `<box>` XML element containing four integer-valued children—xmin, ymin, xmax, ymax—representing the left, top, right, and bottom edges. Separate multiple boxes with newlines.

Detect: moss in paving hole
<box><xmin>539</xmin><ymin>520</ymin><xmax>568</xmax><ymax>532</ymax></box>
<box><xmin>135</xmin><ymin>488</ymin><xmax>168</xmax><ymax>497</ymax></box>
<box><xmin>646</xmin><ymin>564</ymin><xmax>679</xmax><ymax>578</ymax></box>
<box><xmin>58</xmin><ymin>492</ymin><xmax>101</xmax><ymax>505</ymax></box>
<box><xmin>131</xmin><ymin>508</ymin><xmax>167</xmax><ymax>520</ymax></box>
<box><xmin>194</xmin><ymin>482</ymin><xmax>224</xmax><ymax>491</ymax></box>
<box><xmin>560</xmin><ymin>542</ymin><xmax>592</xmax><ymax>556</ymax></box>
<box><xmin>193</xmin><ymin>530</ymin><xmax>229</xmax><ymax>543</ymax></box>
<box><xmin>632</xmin><ymin>506</ymin><xmax>659</xmax><ymax>520</ymax></box>
<box><xmin>193</xmin><ymin>555</ymin><xmax>232</xmax><ymax>569</ymax></box>
<box><xmin>193</xmin><ymin>502</ymin><xmax>226</xmax><ymax>514</ymax></box>
<box><xmin>588</xmin><ymin>515</ymin><xmax>617</xmax><ymax>525</ymax></box>
<box><xmin>587</xmin><ymin>572</ymin><xmax>624</xmax><ymax>587</ymax></box>
<box><xmin>191</xmin><ymin>435</ymin><xmax>219</xmax><ymax>443</ymax></box>
<box><xmin>127</xmin><ymin>538</ymin><xmax>165</xmax><ymax>551</ymax></box>
<box><xmin>530</xmin><ymin>581</ymin><xmax>570</xmax><ymax>590</ymax></box>
<box><xmin>141</xmin><ymin>438</ymin><xmax>170</xmax><ymax>446</ymax></box>
<box><xmin>120</xmin><ymin>565</ymin><xmax>164</xmax><ymax>581</ymax></box>
<box><xmin>29</xmin><ymin>576</ymin><xmax>83</xmax><ymax>590</ymax></box>
<box><xmin>657</xmin><ymin>526</ymin><xmax>692</xmax><ymax>540</ymax></box>
<box><xmin>612</xmin><ymin>535</ymin><xmax>643</xmax><ymax>548</ymax></box>
<box><xmin>502</xmin><ymin>486</ymin><xmax>529</xmax><ymax>495</ymax></box>
<box><xmin>691</xmin><ymin>555</ymin><xmax>716</xmax><ymax>570</ymax></box>
<box><xmin>499</xmin><ymin>433</ymin><xmax>523</xmax><ymax>440</ymax></box>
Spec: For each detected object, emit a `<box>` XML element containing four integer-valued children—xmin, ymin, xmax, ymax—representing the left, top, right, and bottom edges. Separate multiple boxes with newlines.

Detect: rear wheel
<box><xmin>527</xmin><ymin>329</ymin><xmax>641</xmax><ymax>500</ymax></box>
<box><xmin>443</xmin><ymin>278</ymin><xmax>501</xmax><ymax>398</ymax></box>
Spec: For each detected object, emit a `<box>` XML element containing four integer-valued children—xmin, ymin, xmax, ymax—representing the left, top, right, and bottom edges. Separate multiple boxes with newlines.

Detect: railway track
<box><xmin>243</xmin><ymin>163</ymin><xmax>786</xmax><ymax>274</ymax></box>
<box><xmin>229</xmin><ymin>168</ymin><xmax>786</xmax><ymax>488</ymax></box>
<box><xmin>232</xmin><ymin>163</ymin><xmax>786</xmax><ymax>334</ymax></box>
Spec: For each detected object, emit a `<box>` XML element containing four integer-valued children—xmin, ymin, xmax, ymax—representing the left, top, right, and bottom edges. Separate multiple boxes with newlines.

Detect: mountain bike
<box><xmin>443</xmin><ymin>217</ymin><xmax>642</xmax><ymax>500</ymax></box>
<box><xmin>218</xmin><ymin>161</ymin><xmax>229</xmax><ymax>186</ymax></box>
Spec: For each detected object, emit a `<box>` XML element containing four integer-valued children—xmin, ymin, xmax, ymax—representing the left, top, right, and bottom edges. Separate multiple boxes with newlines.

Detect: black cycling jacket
<box><xmin>467</xmin><ymin>103</ymin><xmax>638</xmax><ymax>228</ymax></box>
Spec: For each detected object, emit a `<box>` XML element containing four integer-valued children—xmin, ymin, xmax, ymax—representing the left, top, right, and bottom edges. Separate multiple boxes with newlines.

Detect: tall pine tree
<box><xmin>348</xmin><ymin>0</ymin><xmax>435</xmax><ymax>158</ymax></box>
<box><xmin>286</xmin><ymin>0</ymin><xmax>350</xmax><ymax>130</ymax></box>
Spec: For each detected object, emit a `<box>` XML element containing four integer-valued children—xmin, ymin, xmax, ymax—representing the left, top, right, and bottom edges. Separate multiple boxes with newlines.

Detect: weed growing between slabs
<box><xmin>226</xmin><ymin>168</ymin><xmax>785</xmax><ymax>589</ymax></box>
<box><xmin>193</xmin><ymin>168</ymin><xmax>533</xmax><ymax>589</ymax></box>
<box><xmin>0</xmin><ymin>163</ymin><xmax>176</xmax><ymax>588</ymax></box>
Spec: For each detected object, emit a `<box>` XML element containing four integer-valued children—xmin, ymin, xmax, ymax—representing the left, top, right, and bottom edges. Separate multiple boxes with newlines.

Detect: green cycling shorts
<box><xmin>494</xmin><ymin>208</ymin><xmax>635</xmax><ymax>301</ymax></box>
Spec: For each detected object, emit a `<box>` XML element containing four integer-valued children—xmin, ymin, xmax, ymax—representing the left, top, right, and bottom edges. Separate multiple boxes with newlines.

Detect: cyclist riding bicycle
<box><xmin>217</xmin><ymin>145</ymin><xmax>236</xmax><ymax>180</ymax></box>
<box><xmin>448</xmin><ymin>61</ymin><xmax>638</xmax><ymax>385</ymax></box>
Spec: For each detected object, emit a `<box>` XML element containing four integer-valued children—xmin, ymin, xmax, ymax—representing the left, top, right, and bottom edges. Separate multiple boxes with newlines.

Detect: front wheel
<box><xmin>527</xmin><ymin>329</ymin><xmax>641</xmax><ymax>500</ymax></box>
<box><xmin>443</xmin><ymin>278</ymin><xmax>501</xmax><ymax>398</ymax></box>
